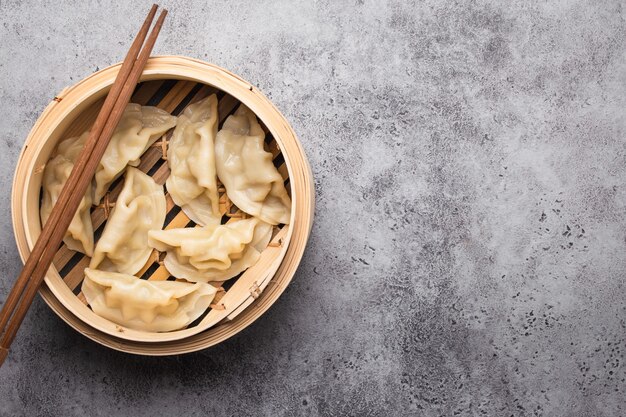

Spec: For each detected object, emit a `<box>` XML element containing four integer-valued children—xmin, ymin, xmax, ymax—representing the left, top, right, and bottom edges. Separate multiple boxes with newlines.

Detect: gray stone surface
<box><xmin>0</xmin><ymin>0</ymin><xmax>625</xmax><ymax>415</ymax></box>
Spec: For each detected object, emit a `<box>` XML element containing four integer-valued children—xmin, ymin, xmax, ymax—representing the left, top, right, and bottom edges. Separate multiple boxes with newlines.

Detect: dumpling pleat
<box><xmin>215</xmin><ymin>105</ymin><xmax>291</xmax><ymax>225</ymax></box>
<box><xmin>148</xmin><ymin>218</ymin><xmax>272</xmax><ymax>282</ymax></box>
<box><xmin>82</xmin><ymin>268</ymin><xmax>216</xmax><ymax>332</ymax></box>
<box><xmin>166</xmin><ymin>95</ymin><xmax>221</xmax><ymax>226</ymax></box>
<box><xmin>90</xmin><ymin>167</ymin><xmax>166</xmax><ymax>275</ymax></box>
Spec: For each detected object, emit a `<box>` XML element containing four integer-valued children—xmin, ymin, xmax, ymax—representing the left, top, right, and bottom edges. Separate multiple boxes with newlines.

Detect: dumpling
<box><xmin>215</xmin><ymin>105</ymin><xmax>291</xmax><ymax>225</ymax></box>
<box><xmin>149</xmin><ymin>219</ymin><xmax>272</xmax><ymax>282</ymax></box>
<box><xmin>40</xmin><ymin>131</ymin><xmax>94</xmax><ymax>256</ymax></box>
<box><xmin>165</xmin><ymin>95</ymin><xmax>221</xmax><ymax>225</ymax></box>
<box><xmin>148</xmin><ymin>218</ymin><xmax>272</xmax><ymax>282</ymax></box>
<box><xmin>82</xmin><ymin>268</ymin><xmax>217</xmax><ymax>332</ymax></box>
<box><xmin>90</xmin><ymin>167</ymin><xmax>166</xmax><ymax>275</ymax></box>
<box><xmin>93</xmin><ymin>104</ymin><xmax>177</xmax><ymax>205</ymax></box>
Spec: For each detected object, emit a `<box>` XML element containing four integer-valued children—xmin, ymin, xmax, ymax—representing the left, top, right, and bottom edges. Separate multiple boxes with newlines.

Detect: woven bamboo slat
<box><xmin>10</xmin><ymin>56</ymin><xmax>314</xmax><ymax>354</ymax></box>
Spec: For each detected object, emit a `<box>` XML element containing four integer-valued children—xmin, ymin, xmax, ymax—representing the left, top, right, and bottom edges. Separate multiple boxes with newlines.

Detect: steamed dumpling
<box><xmin>215</xmin><ymin>105</ymin><xmax>291</xmax><ymax>225</ymax></box>
<box><xmin>90</xmin><ymin>167</ymin><xmax>166</xmax><ymax>275</ymax></box>
<box><xmin>166</xmin><ymin>95</ymin><xmax>221</xmax><ymax>225</ymax></box>
<box><xmin>82</xmin><ymin>268</ymin><xmax>217</xmax><ymax>332</ymax></box>
<box><xmin>148</xmin><ymin>218</ymin><xmax>272</xmax><ymax>282</ymax></box>
<box><xmin>40</xmin><ymin>131</ymin><xmax>94</xmax><ymax>256</ymax></box>
<box><xmin>93</xmin><ymin>104</ymin><xmax>177</xmax><ymax>205</ymax></box>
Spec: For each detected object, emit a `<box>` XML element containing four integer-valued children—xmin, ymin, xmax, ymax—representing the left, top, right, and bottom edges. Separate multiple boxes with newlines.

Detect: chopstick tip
<box><xmin>148</xmin><ymin>4</ymin><xmax>158</xmax><ymax>18</ymax></box>
<box><xmin>153</xmin><ymin>8</ymin><xmax>168</xmax><ymax>28</ymax></box>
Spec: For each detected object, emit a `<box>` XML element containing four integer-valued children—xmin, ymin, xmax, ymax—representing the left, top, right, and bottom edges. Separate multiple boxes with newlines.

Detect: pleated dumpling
<box><xmin>40</xmin><ymin>131</ymin><xmax>95</xmax><ymax>256</ymax></box>
<box><xmin>215</xmin><ymin>105</ymin><xmax>291</xmax><ymax>225</ymax></box>
<box><xmin>93</xmin><ymin>104</ymin><xmax>177</xmax><ymax>205</ymax></box>
<box><xmin>148</xmin><ymin>218</ymin><xmax>272</xmax><ymax>282</ymax></box>
<box><xmin>166</xmin><ymin>94</ymin><xmax>221</xmax><ymax>225</ymax></box>
<box><xmin>82</xmin><ymin>268</ymin><xmax>217</xmax><ymax>332</ymax></box>
<box><xmin>90</xmin><ymin>167</ymin><xmax>166</xmax><ymax>275</ymax></box>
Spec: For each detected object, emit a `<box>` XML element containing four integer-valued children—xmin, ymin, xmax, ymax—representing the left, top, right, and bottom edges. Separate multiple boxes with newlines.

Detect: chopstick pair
<box><xmin>0</xmin><ymin>4</ymin><xmax>168</xmax><ymax>367</ymax></box>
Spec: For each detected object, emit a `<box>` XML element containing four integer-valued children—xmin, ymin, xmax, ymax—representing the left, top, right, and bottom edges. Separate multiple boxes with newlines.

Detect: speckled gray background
<box><xmin>0</xmin><ymin>0</ymin><xmax>625</xmax><ymax>415</ymax></box>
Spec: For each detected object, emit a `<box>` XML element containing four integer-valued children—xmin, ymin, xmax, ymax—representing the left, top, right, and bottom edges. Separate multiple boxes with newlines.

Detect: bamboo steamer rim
<box><xmin>11</xmin><ymin>56</ymin><xmax>315</xmax><ymax>354</ymax></box>
<box><xmin>19</xmin><ymin>58</ymin><xmax>294</xmax><ymax>343</ymax></box>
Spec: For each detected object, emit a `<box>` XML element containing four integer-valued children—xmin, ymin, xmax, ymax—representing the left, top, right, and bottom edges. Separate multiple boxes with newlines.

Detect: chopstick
<box><xmin>0</xmin><ymin>4</ymin><xmax>168</xmax><ymax>366</ymax></box>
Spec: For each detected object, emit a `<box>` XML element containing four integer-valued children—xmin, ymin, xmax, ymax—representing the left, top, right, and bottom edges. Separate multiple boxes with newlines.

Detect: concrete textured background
<box><xmin>0</xmin><ymin>0</ymin><xmax>625</xmax><ymax>415</ymax></box>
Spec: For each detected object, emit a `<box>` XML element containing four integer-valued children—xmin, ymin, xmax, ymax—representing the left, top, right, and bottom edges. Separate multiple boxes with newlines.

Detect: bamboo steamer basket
<box><xmin>11</xmin><ymin>56</ymin><xmax>314</xmax><ymax>355</ymax></box>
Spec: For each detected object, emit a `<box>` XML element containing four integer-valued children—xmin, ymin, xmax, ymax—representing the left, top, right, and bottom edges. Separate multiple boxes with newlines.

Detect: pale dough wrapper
<box><xmin>166</xmin><ymin>94</ymin><xmax>221</xmax><ymax>225</ymax></box>
<box><xmin>93</xmin><ymin>103</ymin><xmax>177</xmax><ymax>205</ymax></box>
<box><xmin>82</xmin><ymin>268</ymin><xmax>217</xmax><ymax>332</ymax></box>
<box><xmin>215</xmin><ymin>105</ymin><xmax>291</xmax><ymax>225</ymax></box>
<box><xmin>90</xmin><ymin>167</ymin><xmax>166</xmax><ymax>275</ymax></box>
<box><xmin>40</xmin><ymin>131</ymin><xmax>95</xmax><ymax>256</ymax></box>
<box><xmin>148</xmin><ymin>218</ymin><xmax>272</xmax><ymax>282</ymax></box>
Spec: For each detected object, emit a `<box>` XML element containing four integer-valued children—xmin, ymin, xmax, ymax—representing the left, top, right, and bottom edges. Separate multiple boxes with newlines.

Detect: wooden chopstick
<box><xmin>0</xmin><ymin>5</ymin><xmax>167</xmax><ymax>366</ymax></box>
<box><xmin>0</xmin><ymin>6</ymin><xmax>158</xmax><ymax>339</ymax></box>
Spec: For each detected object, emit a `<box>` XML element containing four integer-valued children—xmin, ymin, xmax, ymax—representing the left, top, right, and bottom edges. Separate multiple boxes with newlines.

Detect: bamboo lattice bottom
<box><xmin>47</xmin><ymin>79</ymin><xmax>290</xmax><ymax>331</ymax></box>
